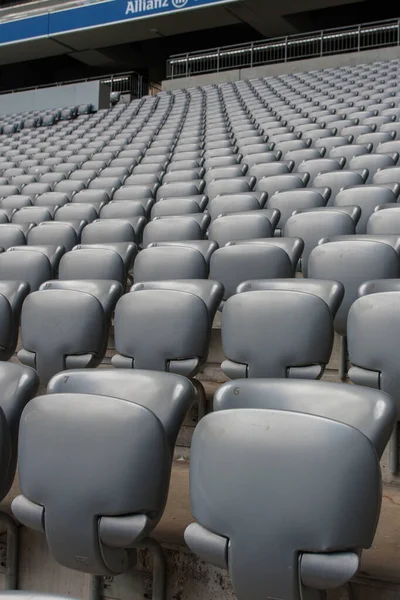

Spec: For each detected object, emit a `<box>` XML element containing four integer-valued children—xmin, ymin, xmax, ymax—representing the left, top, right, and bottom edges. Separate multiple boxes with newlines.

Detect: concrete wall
<box><xmin>162</xmin><ymin>45</ymin><xmax>400</xmax><ymax>90</ymax></box>
<box><xmin>0</xmin><ymin>80</ymin><xmax>104</xmax><ymax>116</ymax></box>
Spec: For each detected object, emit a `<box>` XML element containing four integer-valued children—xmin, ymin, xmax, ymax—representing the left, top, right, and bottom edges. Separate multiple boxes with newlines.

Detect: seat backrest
<box><xmin>236</xmin><ymin>278</ymin><xmax>344</xmax><ymax>318</ymax></box>
<box><xmin>58</xmin><ymin>248</ymin><xmax>125</xmax><ymax>284</ymax></box>
<box><xmin>134</xmin><ymin>245</ymin><xmax>207</xmax><ymax>282</ymax></box>
<box><xmin>308</xmin><ymin>240</ymin><xmax>400</xmax><ymax>336</ymax></box>
<box><xmin>210</xmin><ymin>244</ymin><xmax>293</xmax><ymax>302</ymax></box>
<box><xmin>12</xmin><ymin>207</ymin><xmax>53</xmax><ymax>226</ymax></box>
<box><xmin>349</xmin><ymin>154</ymin><xmax>397</xmax><ymax>183</ymax></box>
<box><xmin>100</xmin><ymin>200</ymin><xmax>145</xmax><ymax>219</ymax></box>
<box><xmin>81</xmin><ymin>220</ymin><xmax>136</xmax><ymax>244</ymax></box>
<box><xmin>113</xmin><ymin>289</ymin><xmax>209</xmax><ymax>376</ymax></box>
<box><xmin>267</xmin><ymin>189</ymin><xmax>326</xmax><ymax>230</ymax></box>
<box><xmin>0</xmin><ymin>195</ymin><xmax>32</xmax><ymax>209</ymax></box>
<box><xmin>348</xmin><ymin>291</ymin><xmax>400</xmax><ymax>411</ymax></box>
<box><xmin>0</xmin><ymin>250</ymin><xmax>52</xmax><ymax>291</ymax></box>
<box><xmin>334</xmin><ymin>185</ymin><xmax>396</xmax><ymax>233</ymax></box>
<box><xmin>186</xmin><ymin>406</ymin><xmax>382</xmax><ymax>600</ymax></box>
<box><xmin>151</xmin><ymin>198</ymin><xmax>200</xmax><ymax>218</ymax></box>
<box><xmin>156</xmin><ymin>182</ymin><xmax>201</xmax><ymax>200</ymax></box>
<box><xmin>47</xmin><ymin>369</ymin><xmax>194</xmax><ymax>453</ymax></box>
<box><xmin>0</xmin><ymin>362</ymin><xmax>39</xmax><ymax>500</ymax></box>
<box><xmin>18</xmin><ymin>289</ymin><xmax>106</xmax><ymax>384</ymax></box>
<box><xmin>214</xmin><ymin>378</ymin><xmax>395</xmax><ymax>459</ymax></box>
<box><xmin>367</xmin><ymin>207</ymin><xmax>400</xmax><ymax>234</ymax></box>
<box><xmin>207</xmin><ymin>178</ymin><xmax>253</xmax><ymax>200</ymax></box>
<box><xmin>0</xmin><ymin>224</ymin><xmax>26</xmax><ymax>249</ymax></box>
<box><xmin>256</xmin><ymin>174</ymin><xmax>305</xmax><ymax>196</ymax></box>
<box><xmin>221</xmin><ymin>290</ymin><xmax>333</xmax><ymax>379</ymax></box>
<box><xmin>12</xmin><ymin>390</ymin><xmax>172</xmax><ymax>574</ymax></box>
<box><xmin>130</xmin><ymin>279</ymin><xmax>224</xmax><ymax>325</ymax></box>
<box><xmin>207</xmin><ymin>195</ymin><xmax>261</xmax><ymax>221</ymax></box>
<box><xmin>143</xmin><ymin>217</ymin><xmax>202</xmax><ymax>246</ymax></box>
<box><xmin>55</xmin><ymin>203</ymin><xmax>98</xmax><ymax>223</ymax></box>
<box><xmin>284</xmin><ymin>210</ymin><xmax>355</xmax><ymax>276</ymax></box>
<box><xmin>313</xmin><ymin>171</ymin><xmax>366</xmax><ymax>205</ymax></box>
<box><xmin>208</xmin><ymin>214</ymin><xmax>272</xmax><ymax>246</ymax></box>
<box><xmin>34</xmin><ymin>192</ymin><xmax>69</xmax><ymax>208</ymax></box>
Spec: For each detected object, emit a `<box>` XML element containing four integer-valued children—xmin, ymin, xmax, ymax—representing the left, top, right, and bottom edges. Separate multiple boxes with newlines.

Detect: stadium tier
<box><xmin>0</xmin><ymin>57</ymin><xmax>399</xmax><ymax>600</ymax></box>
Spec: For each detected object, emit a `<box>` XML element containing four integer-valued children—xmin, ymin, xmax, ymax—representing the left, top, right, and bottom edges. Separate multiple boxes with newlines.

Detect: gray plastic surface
<box><xmin>113</xmin><ymin>289</ymin><xmax>209</xmax><ymax>376</ymax></box>
<box><xmin>13</xmin><ymin>392</ymin><xmax>172</xmax><ymax>574</ymax></box>
<box><xmin>0</xmin><ymin>224</ymin><xmax>26</xmax><ymax>249</ymax></box>
<box><xmin>334</xmin><ymin>185</ymin><xmax>396</xmax><ymax>233</ymax></box>
<box><xmin>214</xmin><ymin>379</ymin><xmax>395</xmax><ymax>458</ymax></box>
<box><xmin>81</xmin><ymin>220</ymin><xmax>136</xmax><ymax>244</ymax></box>
<box><xmin>59</xmin><ymin>248</ymin><xmax>125</xmax><ymax>284</ymax></box>
<box><xmin>314</xmin><ymin>170</ymin><xmax>366</xmax><ymax>205</ymax></box>
<box><xmin>308</xmin><ymin>240</ymin><xmax>400</xmax><ymax>335</ymax></box>
<box><xmin>210</xmin><ymin>244</ymin><xmax>293</xmax><ymax>302</ymax></box>
<box><xmin>28</xmin><ymin>222</ymin><xmax>78</xmax><ymax>252</ymax></box>
<box><xmin>188</xmin><ymin>408</ymin><xmax>382</xmax><ymax>600</ymax></box>
<box><xmin>134</xmin><ymin>245</ymin><xmax>207</xmax><ymax>282</ymax></box>
<box><xmin>367</xmin><ymin>207</ymin><xmax>400</xmax><ymax>234</ymax></box>
<box><xmin>130</xmin><ymin>280</ymin><xmax>223</xmax><ymax>324</ymax></box>
<box><xmin>267</xmin><ymin>189</ymin><xmax>326</xmax><ymax>231</ymax></box>
<box><xmin>143</xmin><ymin>217</ymin><xmax>203</xmax><ymax>246</ymax></box>
<box><xmin>208</xmin><ymin>214</ymin><xmax>273</xmax><ymax>246</ymax></box>
<box><xmin>147</xmin><ymin>240</ymin><xmax>217</xmax><ymax>263</ymax></box>
<box><xmin>0</xmin><ymin>250</ymin><xmax>52</xmax><ymax>291</ymax></box>
<box><xmin>18</xmin><ymin>289</ymin><xmax>108</xmax><ymax>384</ymax></box>
<box><xmin>48</xmin><ymin>369</ymin><xmax>194</xmax><ymax>452</ymax></box>
<box><xmin>348</xmin><ymin>292</ymin><xmax>400</xmax><ymax>415</ymax></box>
<box><xmin>222</xmin><ymin>290</ymin><xmax>333</xmax><ymax>378</ymax></box>
<box><xmin>284</xmin><ymin>210</ymin><xmax>355</xmax><ymax>276</ymax></box>
<box><xmin>236</xmin><ymin>278</ymin><xmax>344</xmax><ymax>317</ymax></box>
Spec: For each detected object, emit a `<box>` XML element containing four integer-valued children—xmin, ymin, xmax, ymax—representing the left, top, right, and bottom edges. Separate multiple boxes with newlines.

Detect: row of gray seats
<box><xmin>0</xmin><ymin>360</ymin><xmax>393</xmax><ymax>600</ymax></box>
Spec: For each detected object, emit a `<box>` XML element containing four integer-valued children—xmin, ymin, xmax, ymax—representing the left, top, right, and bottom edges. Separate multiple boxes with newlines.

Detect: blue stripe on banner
<box><xmin>0</xmin><ymin>0</ymin><xmax>235</xmax><ymax>44</ymax></box>
<box><xmin>0</xmin><ymin>14</ymin><xmax>49</xmax><ymax>43</ymax></box>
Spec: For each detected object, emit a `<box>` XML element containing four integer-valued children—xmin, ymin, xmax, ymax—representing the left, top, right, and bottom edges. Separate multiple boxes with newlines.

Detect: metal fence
<box><xmin>167</xmin><ymin>18</ymin><xmax>400</xmax><ymax>79</ymax></box>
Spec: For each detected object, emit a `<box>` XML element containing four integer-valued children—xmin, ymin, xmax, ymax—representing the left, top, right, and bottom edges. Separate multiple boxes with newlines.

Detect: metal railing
<box><xmin>167</xmin><ymin>17</ymin><xmax>400</xmax><ymax>79</ymax></box>
<box><xmin>0</xmin><ymin>71</ymin><xmax>161</xmax><ymax>98</ymax></box>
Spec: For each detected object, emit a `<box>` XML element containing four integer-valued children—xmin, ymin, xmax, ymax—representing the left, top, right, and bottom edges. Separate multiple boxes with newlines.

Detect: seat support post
<box><xmin>192</xmin><ymin>378</ymin><xmax>206</xmax><ymax>421</ymax></box>
<box><xmin>389</xmin><ymin>426</ymin><xmax>398</xmax><ymax>474</ymax></box>
<box><xmin>339</xmin><ymin>336</ymin><xmax>347</xmax><ymax>380</ymax></box>
<box><xmin>89</xmin><ymin>576</ymin><xmax>102</xmax><ymax>600</ymax></box>
<box><xmin>141</xmin><ymin>538</ymin><xmax>166</xmax><ymax>600</ymax></box>
<box><xmin>0</xmin><ymin>512</ymin><xmax>18</xmax><ymax>590</ymax></box>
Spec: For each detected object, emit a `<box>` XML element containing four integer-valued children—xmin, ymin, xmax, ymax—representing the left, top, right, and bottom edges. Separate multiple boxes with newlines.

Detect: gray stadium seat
<box><xmin>237</xmin><ymin>278</ymin><xmax>344</xmax><ymax>317</ymax></box>
<box><xmin>12</xmin><ymin>207</ymin><xmax>53</xmax><ymax>226</ymax></box>
<box><xmin>27</xmin><ymin>221</ymin><xmax>79</xmax><ymax>251</ymax></box>
<box><xmin>267</xmin><ymin>189</ymin><xmax>327</xmax><ymax>233</ymax></box>
<box><xmin>210</xmin><ymin>244</ymin><xmax>293</xmax><ymax>304</ymax></box>
<box><xmin>208</xmin><ymin>213</ymin><xmax>273</xmax><ymax>246</ymax></box>
<box><xmin>58</xmin><ymin>247</ymin><xmax>125</xmax><ymax>285</ymax></box>
<box><xmin>334</xmin><ymin>185</ymin><xmax>396</xmax><ymax>233</ymax></box>
<box><xmin>55</xmin><ymin>203</ymin><xmax>98</xmax><ymax>223</ymax></box>
<box><xmin>34</xmin><ymin>192</ymin><xmax>69</xmax><ymax>208</ymax></box>
<box><xmin>18</xmin><ymin>280</ymin><xmax>123</xmax><ymax>384</ymax></box>
<box><xmin>0</xmin><ymin>248</ymin><xmax>53</xmax><ymax>291</ymax></box>
<box><xmin>367</xmin><ymin>206</ymin><xmax>400</xmax><ymax>234</ymax></box>
<box><xmin>221</xmin><ymin>289</ymin><xmax>333</xmax><ymax>378</ymax></box>
<box><xmin>349</xmin><ymin>153</ymin><xmax>398</xmax><ymax>183</ymax></box>
<box><xmin>308</xmin><ymin>239</ymin><xmax>400</xmax><ymax>377</ymax></box>
<box><xmin>348</xmin><ymin>291</ymin><xmax>400</xmax><ymax>473</ymax></box>
<box><xmin>0</xmin><ymin>196</ymin><xmax>32</xmax><ymax>210</ymax></box>
<box><xmin>81</xmin><ymin>219</ymin><xmax>136</xmax><ymax>244</ymax></box>
<box><xmin>143</xmin><ymin>217</ymin><xmax>203</xmax><ymax>246</ymax></box>
<box><xmin>255</xmin><ymin>173</ymin><xmax>307</xmax><ymax>196</ymax></box>
<box><xmin>134</xmin><ymin>245</ymin><xmax>208</xmax><ymax>282</ymax></box>
<box><xmin>284</xmin><ymin>209</ymin><xmax>356</xmax><ymax>275</ymax></box>
<box><xmin>12</xmin><ymin>371</ymin><xmax>194</xmax><ymax>574</ymax></box>
<box><xmin>186</xmin><ymin>381</ymin><xmax>393</xmax><ymax>599</ymax></box>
